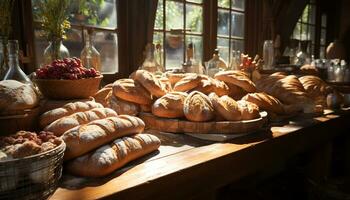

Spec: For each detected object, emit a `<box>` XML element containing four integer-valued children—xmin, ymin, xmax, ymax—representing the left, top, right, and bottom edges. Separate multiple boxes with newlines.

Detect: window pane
<box><xmin>322</xmin><ymin>14</ymin><xmax>327</xmax><ymax>28</ymax></box>
<box><xmin>301</xmin><ymin>5</ymin><xmax>309</xmax><ymax>23</ymax></box>
<box><xmin>217</xmin><ymin>38</ymin><xmax>230</xmax><ymax>63</ymax></box>
<box><xmin>320</xmin><ymin>46</ymin><xmax>325</xmax><ymax>59</ymax></box>
<box><xmin>187</xmin><ymin>0</ymin><xmax>203</xmax><ymax>3</ymax></box>
<box><xmin>153</xmin><ymin>32</ymin><xmax>164</xmax><ymax>47</ymax></box>
<box><xmin>300</xmin><ymin>23</ymin><xmax>308</xmax><ymax>40</ymax></box>
<box><xmin>231</xmin><ymin>11</ymin><xmax>244</xmax><ymax>38</ymax></box>
<box><xmin>231</xmin><ymin>39</ymin><xmax>244</xmax><ymax>53</ymax></box>
<box><xmin>321</xmin><ymin>29</ymin><xmax>326</xmax><ymax>45</ymax></box>
<box><xmin>165</xmin><ymin>32</ymin><xmax>184</xmax><ymax>69</ymax></box>
<box><xmin>186</xmin><ymin>35</ymin><xmax>203</xmax><ymax>63</ymax></box>
<box><xmin>218</xmin><ymin>0</ymin><xmax>230</xmax><ymax>8</ymax></box>
<box><xmin>155</xmin><ymin>0</ymin><xmax>164</xmax><ymax>29</ymax></box>
<box><xmin>292</xmin><ymin>22</ymin><xmax>301</xmax><ymax>40</ymax></box>
<box><xmin>309</xmin><ymin>5</ymin><xmax>316</xmax><ymax>25</ymax></box>
<box><xmin>186</xmin><ymin>4</ymin><xmax>203</xmax><ymax>33</ymax></box>
<box><xmin>232</xmin><ymin>0</ymin><xmax>245</xmax><ymax>11</ymax></box>
<box><xmin>166</xmin><ymin>1</ymin><xmax>184</xmax><ymax>30</ymax></box>
<box><xmin>96</xmin><ymin>32</ymin><xmax>119</xmax><ymax>73</ymax></box>
<box><xmin>218</xmin><ymin>9</ymin><xmax>230</xmax><ymax>36</ymax></box>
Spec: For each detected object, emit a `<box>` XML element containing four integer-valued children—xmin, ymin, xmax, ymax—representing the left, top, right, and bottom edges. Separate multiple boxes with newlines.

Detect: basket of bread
<box><xmin>0</xmin><ymin>131</ymin><xmax>65</xmax><ymax>199</ymax></box>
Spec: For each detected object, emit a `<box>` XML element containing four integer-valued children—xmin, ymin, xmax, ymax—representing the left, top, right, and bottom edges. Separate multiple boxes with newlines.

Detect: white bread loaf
<box><xmin>44</xmin><ymin>108</ymin><xmax>118</xmax><ymax>136</ymax></box>
<box><xmin>62</xmin><ymin>115</ymin><xmax>145</xmax><ymax>160</ymax></box>
<box><xmin>66</xmin><ymin>133</ymin><xmax>160</xmax><ymax>177</ymax></box>
<box><xmin>39</xmin><ymin>101</ymin><xmax>103</xmax><ymax>128</ymax></box>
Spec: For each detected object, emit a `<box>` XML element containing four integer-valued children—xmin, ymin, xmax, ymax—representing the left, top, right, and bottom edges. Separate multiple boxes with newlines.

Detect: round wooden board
<box><xmin>139</xmin><ymin>111</ymin><xmax>268</xmax><ymax>135</ymax></box>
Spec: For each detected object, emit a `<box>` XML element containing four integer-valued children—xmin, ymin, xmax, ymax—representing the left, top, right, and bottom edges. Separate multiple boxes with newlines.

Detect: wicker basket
<box><xmin>0</xmin><ymin>140</ymin><xmax>66</xmax><ymax>200</ymax></box>
<box><xmin>33</xmin><ymin>75</ymin><xmax>103</xmax><ymax>100</ymax></box>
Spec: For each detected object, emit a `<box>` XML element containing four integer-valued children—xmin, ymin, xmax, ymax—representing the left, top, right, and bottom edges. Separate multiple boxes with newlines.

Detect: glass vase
<box><xmin>43</xmin><ymin>38</ymin><xmax>70</xmax><ymax>65</ymax></box>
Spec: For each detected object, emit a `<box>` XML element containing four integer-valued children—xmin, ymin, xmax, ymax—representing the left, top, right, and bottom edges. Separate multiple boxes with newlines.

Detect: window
<box><xmin>31</xmin><ymin>0</ymin><xmax>118</xmax><ymax>73</ymax></box>
<box><xmin>154</xmin><ymin>0</ymin><xmax>204</xmax><ymax>69</ymax></box>
<box><xmin>320</xmin><ymin>14</ymin><xmax>327</xmax><ymax>58</ymax></box>
<box><xmin>217</xmin><ymin>0</ymin><xmax>245</xmax><ymax>64</ymax></box>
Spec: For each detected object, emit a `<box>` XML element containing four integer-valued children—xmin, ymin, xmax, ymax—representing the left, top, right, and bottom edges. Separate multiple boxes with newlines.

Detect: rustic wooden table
<box><xmin>51</xmin><ymin>109</ymin><xmax>350</xmax><ymax>200</ymax></box>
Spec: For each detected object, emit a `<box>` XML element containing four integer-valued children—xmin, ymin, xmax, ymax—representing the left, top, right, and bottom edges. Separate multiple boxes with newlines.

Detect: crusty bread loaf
<box><xmin>112</xmin><ymin>78</ymin><xmax>152</xmax><ymax>105</ymax></box>
<box><xmin>93</xmin><ymin>84</ymin><xmax>113</xmax><ymax>107</ymax></box>
<box><xmin>44</xmin><ymin>108</ymin><xmax>118</xmax><ymax>136</ymax></box>
<box><xmin>193</xmin><ymin>77</ymin><xmax>230</xmax><ymax>96</ymax></box>
<box><xmin>183</xmin><ymin>91</ymin><xmax>214</xmax><ymax>122</ymax></box>
<box><xmin>214</xmin><ymin>70</ymin><xmax>256</xmax><ymax>93</ymax></box>
<box><xmin>62</xmin><ymin>115</ymin><xmax>145</xmax><ymax>160</ymax></box>
<box><xmin>108</xmin><ymin>93</ymin><xmax>140</xmax><ymax>116</ymax></box>
<box><xmin>152</xmin><ymin>92</ymin><xmax>188</xmax><ymax>118</ymax></box>
<box><xmin>134</xmin><ymin>70</ymin><xmax>168</xmax><ymax>98</ymax></box>
<box><xmin>66</xmin><ymin>133</ymin><xmax>160</xmax><ymax>177</ymax></box>
<box><xmin>209</xmin><ymin>93</ymin><xmax>241</xmax><ymax>121</ymax></box>
<box><xmin>237</xmin><ymin>100</ymin><xmax>260</xmax><ymax>120</ymax></box>
<box><xmin>300</xmin><ymin>64</ymin><xmax>319</xmax><ymax>76</ymax></box>
<box><xmin>173</xmin><ymin>73</ymin><xmax>203</xmax><ymax>92</ymax></box>
<box><xmin>165</xmin><ymin>72</ymin><xmax>189</xmax><ymax>85</ymax></box>
<box><xmin>299</xmin><ymin>75</ymin><xmax>333</xmax><ymax>106</ymax></box>
<box><xmin>242</xmin><ymin>92</ymin><xmax>285</xmax><ymax>114</ymax></box>
<box><xmin>0</xmin><ymin>80</ymin><xmax>38</xmax><ymax>114</ymax></box>
<box><xmin>39</xmin><ymin>101</ymin><xmax>103</xmax><ymax>128</ymax></box>
<box><xmin>159</xmin><ymin>76</ymin><xmax>172</xmax><ymax>92</ymax></box>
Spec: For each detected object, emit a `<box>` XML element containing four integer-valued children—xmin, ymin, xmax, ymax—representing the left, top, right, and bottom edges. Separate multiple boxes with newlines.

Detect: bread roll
<box><xmin>214</xmin><ymin>70</ymin><xmax>256</xmax><ymax>93</ymax></box>
<box><xmin>140</xmin><ymin>104</ymin><xmax>152</xmax><ymax>113</ymax></box>
<box><xmin>242</xmin><ymin>92</ymin><xmax>285</xmax><ymax>114</ymax></box>
<box><xmin>39</xmin><ymin>101</ymin><xmax>103</xmax><ymax>128</ymax></box>
<box><xmin>108</xmin><ymin>93</ymin><xmax>140</xmax><ymax>116</ymax></box>
<box><xmin>183</xmin><ymin>91</ymin><xmax>214</xmax><ymax>122</ymax></box>
<box><xmin>159</xmin><ymin>76</ymin><xmax>172</xmax><ymax>92</ymax></box>
<box><xmin>66</xmin><ymin>133</ymin><xmax>160</xmax><ymax>177</ymax></box>
<box><xmin>193</xmin><ymin>77</ymin><xmax>230</xmax><ymax>96</ymax></box>
<box><xmin>300</xmin><ymin>64</ymin><xmax>319</xmax><ymax>76</ymax></box>
<box><xmin>237</xmin><ymin>100</ymin><xmax>260</xmax><ymax>120</ymax></box>
<box><xmin>0</xmin><ymin>80</ymin><xmax>38</xmax><ymax>114</ymax></box>
<box><xmin>112</xmin><ymin>79</ymin><xmax>152</xmax><ymax>105</ymax></box>
<box><xmin>165</xmin><ymin>72</ymin><xmax>189</xmax><ymax>85</ymax></box>
<box><xmin>93</xmin><ymin>84</ymin><xmax>113</xmax><ymax>107</ymax></box>
<box><xmin>62</xmin><ymin>115</ymin><xmax>145</xmax><ymax>160</ymax></box>
<box><xmin>44</xmin><ymin>108</ymin><xmax>118</xmax><ymax>136</ymax></box>
<box><xmin>134</xmin><ymin>70</ymin><xmax>167</xmax><ymax>98</ymax></box>
<box><xmin>209</xmin><ymin>93</ymin><xmax>241</xmax><ymax>121</ymax></box>
<box><xmin>299</xmin><ymin>75</ymin><xmax>333</xmax><ymax>106</ymax></box>
<box><xmin>173</xmin><ymin>74</ymin><xmax>203</xmax><ymax>92</ymax></box>
<box><xmin>152</xmin><ymin>92</ymin><xmax>188</xmax><ymax>118</ymax></box>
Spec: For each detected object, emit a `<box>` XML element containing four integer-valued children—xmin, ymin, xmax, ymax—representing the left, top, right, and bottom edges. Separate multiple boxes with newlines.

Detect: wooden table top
<box><xmin>51</xmin><ymin>109</ymin><xmax>350</xmax><ymax>200</ymax></box>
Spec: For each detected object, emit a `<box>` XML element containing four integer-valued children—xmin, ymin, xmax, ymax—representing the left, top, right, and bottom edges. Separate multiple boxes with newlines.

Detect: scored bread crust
<box><xmin>214</xmin><ymin>70</ymin><xmax>256</xmax><ymax>93</ymax></box>
<box><xmin>93</xmin><ymin>84</ymin><xmax>113</xmax><ymax>107</ymax></box>
<box><xmin>193</xmin><ymin>77</ymin><xmax>230</xmax><ymax>96</ymax></box>
<box><xmin>209</xmin><ymin>93</ymin><xmax>241</xmax><ymax>121</ymax></box>
<box><xmin>165</xmin><ymin>72</ymin><xmax>191</xmax><ymax>85</ymax></box>
<box><xmin>242</xmin><ymin>92</ymin><xmax>285</xmax><ymax>115</ymax></box>
<box><xmin>108</xmin><ymin>93</ymin><xmax>140</xmax><ymax>116</ymax></box>
<box><xmin>62</xmin><ymin>115</ymin><xmax>145</xmax><ymax>160</ymax></box>
<box><xmin>173</xmin><ymin>74</ymin><xmax>203</xmax><ymax>92</ymax></box>
<box><xmin>152</xmin><ymin>92</ymin><xmax>188</xmax><ymax>118</ymax></box>
<box><xmin>299</xmin><ymin>75</ymin><xmax>333</xmax><ymax>99</ymax></box>
<box><xmin>183</xmin><ymin>91</ymin><xmax>214</xmax><ymax>122</ymax></box>
<box><xmin>66</xmin><ymin>133</ymin><xmax>160</xmax><ymax>177</ymax></box>
<box><xmin>134</xmin><ymin>70</ymin><xmax>168</xmax><ymax>98</ymax></box>
<box><xmin>112</xmin><ymin>78</ymin><xmax>152</xmax><ymax>105</ymax></box>
<box><xmin>237</xmin><ymin>100</ymin><xmax>260</xmax><ymax>120</ymax></box>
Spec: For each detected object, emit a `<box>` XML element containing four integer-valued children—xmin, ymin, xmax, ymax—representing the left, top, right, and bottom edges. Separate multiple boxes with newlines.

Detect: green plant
<box><xmin>74</xmin><ymin>0</ymin><xmax>108</xmax><ymax>26</ymax></box>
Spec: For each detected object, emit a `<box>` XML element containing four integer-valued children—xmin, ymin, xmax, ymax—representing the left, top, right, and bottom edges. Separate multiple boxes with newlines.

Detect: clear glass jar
<box><xmin>206</xmin><ymin>49</ymin><xmax>227</xmax><ymax>77</ymax></box>
<box><xmin>263</xmin><ymin>40</ymin><xmax>274</xmax><ymax>70</ymax></box>
<box><xmin>80</xmin><ymin>29</ymin><xmax>101</xmax><ymax>71</ymax></box>
<box><xmin>43</xmin><ymin>38</ymin><xmax>70</xmax><ymax>65</ymax></box>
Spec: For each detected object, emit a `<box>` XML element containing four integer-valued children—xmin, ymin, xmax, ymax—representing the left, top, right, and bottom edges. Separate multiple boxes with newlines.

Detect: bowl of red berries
<box><xmin>34</xmin><ymin>57</ymin><xmax>103</xmax><ymax>100</ymax></box>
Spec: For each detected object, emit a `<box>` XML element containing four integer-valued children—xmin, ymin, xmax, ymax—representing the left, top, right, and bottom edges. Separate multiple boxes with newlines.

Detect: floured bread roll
<box><xmin>193</xmin><ymin>77</ymin><xmax>230</xmax><ymax>96</ymax></box>
<box><xmin>0</xmin><ymin>80</ymin><xmax>38</xmax><ymax>114</ymax></box>
<box><xmin>93</xmin><ymin>84</ymin><xmax>113</xmax><ymax>107</ymax></box>
<box><xmin>134</xmin><ymin>70</ymin><xmax>168</xmax><ymax>97</ymax></box>
<box><xmin>165</xmin><ymin>72</ymin><xmax>191</xmax><ymax>85</ymax></box>
<box><xmin>112</xmin><ymin>78</ymin><xmax>152</xmax><ymax>105</ymax></box>
<box><xmin>299</xmin><ymin>75</ymin><xmax>333</xmax><ymax>106</ymax></box>
<box><xmin>152</xmin><ymin>92</ymin><xmax>188</xmax><ymax>118</ymax></box>
<box><xmin>214</xmin><ymin>70</ymin><xmax>256</xmax><ymax>93</ymax></box>
<box><xmin>159</xmin><ymin>76</ymin><xmax>172</xmax><ymax>92</ymax></box>
<box><xmin>300</xmin><ymin>64</ymin><xmax>319</xmax><ymax>76</ymax></box>
<box><xmin>236</xmin><ymin>100</ymin><xmax>260</xmax><ymax>120</ymax></box>
<box><xmin>183</xmin><ymin>91</ymin><xmax>214</xmax><ymax>122</ymax></box>
<box><xmin>108</xmin><ymin>92</ymin><xmax>140</xmax><ymax>116</ymax></box>
<box><xmin>242</xmin><ymin>92</ymin><xmax>285</xmax><ymax>115</ymax></box>
<box><xmin>173</xmin><ymin>73</ymin><xmax>203</xmax><ymax>92</ymax></box>
<box><xmin>209</xmin><ymin>93</ymin><xmax>241</xmax><ymax>121</ymax></box>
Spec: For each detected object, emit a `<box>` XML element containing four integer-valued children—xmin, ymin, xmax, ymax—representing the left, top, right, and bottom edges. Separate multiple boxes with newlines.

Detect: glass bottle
<box><xmin>80</xmin><ymin>29</ymin><xmax>101</xmax><ymax>71</ymax></box>
<box><xmin>182</xmin><ymin>43</ymin><xmax>195</xmax><ymax>73</ymax></box>
<box><xmin>3</xmin><ymin>40</ymin><xmax>32</xmax><ymax>85</ymax></box>
<box><xmin>229</xmin><ymin>50</ymin><xmax>241</xmax><ymax>70</ymax></box>
<box><xmin>206</xmin><ymin>49</ymin><xmax>228</xmax><ymax>77</ymax></box>
<box><xmin>43</xmin><ymin>38</ymin><xmax>70</xmax><ymax>65</ymax></box>
<box><xmin>295</xmin><ymin>41</ymin><xmax>310</xmax><ymax>66</ymax></box>
<box><xmin>140</xmin><ymin>43</ymin><xmax>163</xmax><ymax>74</ymax></box>
<box><xmin>263</xmin><ymin>40</ymin><xmax>274</xmax><ymax>70</ymax></box>
<box><xmin>154</xmin><ymin>43</ymin><xmax>165</xmax><ymax>72</ymax></box>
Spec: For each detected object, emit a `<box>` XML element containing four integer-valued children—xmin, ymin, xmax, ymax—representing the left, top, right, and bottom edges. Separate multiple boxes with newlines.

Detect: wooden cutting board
<box><xmin>139</xmin><ymin>112</ymin><xmax>268</xmax><ymax>134</ymax></box>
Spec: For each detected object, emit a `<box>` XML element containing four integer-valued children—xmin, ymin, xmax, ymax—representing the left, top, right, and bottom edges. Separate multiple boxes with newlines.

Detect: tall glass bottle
<box><xmin>154</xmin><ymin>43</ymin><xmax>165</xmax><ymax>72</ymax></box>
<box><xmin>3</xmin><ymin>40</ymin><xmax>32</xmax><ymax>85</ymax></box>
<box><xmin>229</xmin><ymin>50</ymin><xmax>241</xmax><ymax>70</ymax></box>
<box><xmin>140</xmin><ymin>43</ymin><xmax>163</xmax><ymax>74</ymax></box>
<box><xmin>43</xmin><ymin>38</ymin><xmax>70</xmax><ymax>65</ymax></box>
<box><xmin>80</xmin><ymin>29</ymin><xmax>101</xmax><ymax>71</ymax></box>
<box><xmin>206</xmin><ymin>49</ymin><xmax>228</xmax><ymax>77</ymax></box>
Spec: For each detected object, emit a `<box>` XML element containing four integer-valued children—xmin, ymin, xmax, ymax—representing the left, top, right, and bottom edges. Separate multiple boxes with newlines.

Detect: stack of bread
<box><xmin>39</xmin><ymin>101</ymin><xmax>161</xmax><ymax>177</ymax></box>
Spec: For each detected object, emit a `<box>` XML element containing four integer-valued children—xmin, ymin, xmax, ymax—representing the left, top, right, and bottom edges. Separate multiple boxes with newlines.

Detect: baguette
<box><xmin>44</xmin><ymin>108</ymin><xmax>118</xmax><ymax>136</ymax></box>
<box><xmin>39</xmin><ymin>101</ymin><xmax>103</xmax><ymax>128</ymax></box>
<box><xmin>66</xmin><ymin>133</ymin><xmax>161</xmax><ymax>177</ymax></box>
<box><xmin>62</xmin><ymin>115</ymin><xmax>145</xmax><ymax>160</ymax></box>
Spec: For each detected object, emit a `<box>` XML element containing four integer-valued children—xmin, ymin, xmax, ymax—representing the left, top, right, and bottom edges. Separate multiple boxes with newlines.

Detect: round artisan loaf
<box><xmin>242</xmin><ymin>92</ymin><xmax>285</xmax><ymax>114</ymax></box>
<box><xmin>108</xmin><ymin>92</ymin><xmax>140</xmax><ymax>116</ymax></box>
<box><xmin>214</xmin><ymin>70</ymin><xmax>256</xmax><ymax>93</ymax></box>
<box><xmin>165</xmin><ymin>72</ymin><xmax>189</xmax><ymax>85</ymax></box>
<box><xmin>183</xmin><ymin>91</ymin><xmax>214</xmax><ymax>122</ymax></box>
<box><xmin>173</xmin><ymin>73</ymin><xmax>203</xmax><ymax>92</ymax></box>
<box><xmin>237</xmin><ymin>100</ymin><xmax>260</xmax><ymax>120</ymax></box>
<box><xmin>208</xmin><ymin>93</ymin><xmax>241</xmax><ymax>121</ymax></box>
<box><xmin>159</xmin><ymin>76</ymin><xmax>172</xmax><ymax>92</ymax></box>
<box><xmin>112</xmin><ymin>78</ymin><xmax>152</xmax><ymax>105</ymax></box>
<box><xmin>0</xmin><ymin>80</ymin><xmax>38</xmax><ymax>114</ymax></box>
<box><xmin>193</xmin><ymin>77</ymin><xmax>230</xmax><ymax>96</ymax></box>
<box><xmin>152</xmin><ymin>92</ymin><xmax>188</xmax><ymax>118</ymax></box>
<box><xmin>93</xmin><ymin>84</ymin><xmax>113</xmax><ymax>107</ymax></box>
<box><xmin>134</xmin><ymin>70</ymin><xmax>168</xmax><ymax>98</ymax></box>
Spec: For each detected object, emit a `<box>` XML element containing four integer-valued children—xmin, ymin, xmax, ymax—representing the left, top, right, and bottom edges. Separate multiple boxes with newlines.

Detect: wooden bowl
<box><xmin>34</xmin><ymin>75</ymin><xmax>103</xmax><ymax>100</ymax></box>
<box><xmin>0</xmin><ymin>107</ymin><xmax>40</xmax><ymax>135</ymax></box>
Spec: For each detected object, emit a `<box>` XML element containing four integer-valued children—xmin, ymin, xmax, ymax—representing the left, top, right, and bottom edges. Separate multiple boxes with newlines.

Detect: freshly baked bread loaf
<box><xmin>226</xmin><ymin>82</ymin><xmax>244</xmax><ymax>99</ymax></box>
<box><xmin>183</xmin><ymin>91</ymin><xmax>214</xmax><ymax>122</ymax></box>
<box><xmin>193</xmin><ymin>77</ymin><xmax>230</xmax><ymax>96</ymax></box>
<box><xmin>173</xmin><ymin>73</ymin><xmax>203</xmax><ymax>92</ymax></box>
<box><xmin>93</xmin><ymin>84</ymin><xmax>113</xmax><ymax>107</ymax></box>
<box><xmin>214</xmin><ymin>70</ymin><xmax>256</xmax><ymax>93</ymax></box>
<box><xmin>152</xmin><ymin>92</ymin><xmax>188</xmax><ymax>118</ymax></box>
<box><xmin>44</xmin><ymin>108</ymin><xmax>118</xmax><ymax>136</ymax></box>
<box><xmin>242</xmin><ymin>92</ymin><xmax>285</xmax><ymax>114</ymax></box>
<box><xmin>300</xmin><ymin>64</ymin><xmax>319</xmax><ymax>76</ymax></box>
<box><xmin>134</xmin><ymin>70</ymin><xmax>168</xmax><ymax>98</ymax></box>
<box><xmin>66</xmin><ymin>133</ymin><xmax>160</xmax><ymax>177</ymax></box>
<box><xmin>0</xmin><ymin>80</ymin><xmax>38</xmax><ymax>114</ymax></box>
<box><xmin>112</xmin><ymin>78</ymin><xmax>152</xmax><ymax>105</ymax></box>
<box><xmin>62</xmin><ymin>115</ymin><xmax>145</xmax><ymax>160</ymax></box>
<box><xmin>237</xmin><ymin>100</ymin><xmax>260</xmax><ymax>120</ymax></box>
<box><xmin>159</xmin><ymin>76</ymin><xmax>172</xmax><ymax>92</ymax></box>
<box><xmin>209</xmin><ymin>93</ymin><xmax>241</xmax><ymax>121</ymax></box>
<box><xmin>140</xmin><ymin>104</ymin><xmax>152</xmax><ymax>113</ymax></box>
<box><xmin>108</xmin><ymin>93</ymin><xmax>140</xmax><ymax>116</ymax></box>
<box><xmin>165</xmin><ymin>72</ymin><xmax>189</xmax><ymax>85</ymax></box>
<box><xmin>299</xmin><ymin>75</ymin><xmax>333</xmax><ymax>106</ymax></box>
<box><xmin>39</xmin><ymin>101</ymin><xmax>103</xmax><ymax>128</ymax></box>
